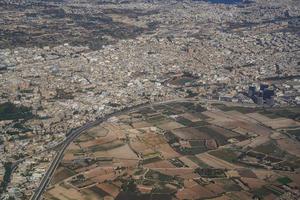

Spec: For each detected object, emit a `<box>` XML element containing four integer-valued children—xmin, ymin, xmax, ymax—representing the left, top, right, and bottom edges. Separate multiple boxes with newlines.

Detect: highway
<box><xmin>30</xmin><ymin>120</ymin><xmax>101</xmax><ymax>200</ymax></box>
<box><xmin>30</xmin><ymin>102</ymin><xmax>150</xmax><ymax>200</ymax></box>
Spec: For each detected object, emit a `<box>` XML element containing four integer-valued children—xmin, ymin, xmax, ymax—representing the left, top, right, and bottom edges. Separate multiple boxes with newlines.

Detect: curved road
<box><xmin>30</xmin><ymin>102</ymin><xmax>152</xmax><ymax>200</ymax></box>
<box><xmin>30</xmin><ymin>120</ymin><xmax>102</xmax><ymax>200</ymax></box>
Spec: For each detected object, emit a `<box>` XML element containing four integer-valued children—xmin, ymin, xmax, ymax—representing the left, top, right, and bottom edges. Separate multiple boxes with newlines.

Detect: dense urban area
<box><xmin>0</xmin><ymin>0</ymin><xmax>299</xmax><ymax>199</ymax></box>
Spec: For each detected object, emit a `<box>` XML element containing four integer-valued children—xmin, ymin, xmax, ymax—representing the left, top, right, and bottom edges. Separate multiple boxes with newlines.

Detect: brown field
<box><xmin>130</xmin><ymin>140</ymin><xmax>148</xmax><ymax>152</ymax></box>
<box><xmin>85</xmin><ymin>126</ymin><xmax>109</xmax><ymax>138</ymax></box>
<box><xmin>226</xmin><ymin>191</ymin><xmax>253</xmax><ymax>200</ymax></box>
<box><xmin>178</xmin><ymin>156</ymin><xmax>199</xmax><ymax>168</ymax></box>
<box><xmin>240</xmin><ymin>177</ymin><xmax>266</xmax><ymax>189</ymax></box>
<box><xmin>266</xmin><ymin>118</ymin><xmax>300</xmax><ymax>129</ymax></box>
<box><xmin>142</xmin><ymin>149</ymin><xmax>160</xmax><ymax>158</ymax></box>
<box><xmin>80</xmin><ymin>187</ymin><xmax>107</xmax><ymax>199</ymax></box>
<box><xmin>205</xmin><ymin>111</ymin><xmax>272</xmax><ymax>137</ymax></box>
<box><xmin>252</xmin><ymin>169</ymin><xmax>275</xmax><ymax>180</ymax></box>
<box><xmin>74</xmin><ymin>164</ymin><xmax>99</xmax><ymax>174</ymax></box>
<box><xmin>196</xmin><ymin>153</ymin><xmax>239</xmax><ymax>169</ymax></box>
<box><xmin>105</xmin><ymin>144</ymin><xmax>138</xmax><ymax>160</ymax></box>
<box><xmin>47</xmin><ymin>184</ymin><xmax>88</xmax><ymax>200</ymax></box>
<box><xmin>51</xmin><ymin>167</ymin><xmax>76</xmax><ymax>185</ymax></box>
<box><xmin>126</xmin><ymin>128</ymin><xmax>141</xmax><ymax>138</ymax></box>
<box><xmin>232</xmin><ymin>127</ymin><xmax>252</xmax><ymax>136</ymax></box>
<box><xmin>176</xmin><ymin>180</ymin><xmax>216</xmax><ymax>199</ymax></box>
<box><xmin>205</xmin><ymin>182</ymin><xmax>225</xmax><ymax>194</ymax></box>
<box><xmin>157</xmin><ymin>143</ymin><xmax>181</xmax><ymax>159</ymax></box>
<box><xmin>156</xmin><ymin>168</ymin><xmax>199</xmax><ymax>179</ymax></box>
<box><xmin>87</xmin><ymin>139</ymin><xmax>124</xmax><ymax>153</ymax></box>
<box><xmin>206</xmin><ymin>139</ymin><xmax>218</xmax><ymax>149</ymax></box>
<box><xmin>147</xmin><ymin>117</ymin><xmax>172</xmax><ymax>126</ymax></box>
<box><xmin>117</xmin><ymin>123</ymin><xmax>132</xmax><ymax>131</ymax></box>
<box><xmin>209</xmin><ymin>196</ymin><xmax>231</xmax><ymax>200</ymax></box>
<box><xmin>131</xmin><ymin>148</ymin><xmax>157</xmax><ymax>159</ymax></box>
<box><xmin>85</xmin><ymin>166</ymin><xmax>114</xmax><ymax>179</ymax></box>
<box><xmin>217</xmin><ymin>121</ymin><xmax>239</xmax><ymax>130</ymax></box>
<box><xmin>144</xmin><ymin>160</ymin><xmax>175</xmax><ymax>169</ymax></box>
<box><xmin>237</xmin><ymin>169</ymin><xmax>257</xmax><ymax>178</ymax></box>
<box><xmin>225</xmin><ymin>111</ymin><xmax>258</xmax><ymax>124</ymax></box>
<box><xmin>236</xmin><ymin>135</ymin><xmax>269</xmax><ymax>148</ymax></box>
<box><xmin>90</xmin><ymin>172</ymin><xmax>117</xmax><ymax>184</ymax></box>
<box><xmin>93</xmin><ymin>144</ymin><xmax>138</xmax><ymax>167</ymax></box>
<box><xmin>180</xmin><ymin>113</ymin><xmax>202</xmax><ymax>122</ymax></box>
<box><xmin>95</xmin><ymin>183</ymin><xmax>120</xmax><ymax>198</ymax></box>
<box><xmin>117</xmin><ymin>114</ymin><xmax>131</xmax><ymax>121</ymax></box>
<box><xmin>68</xmin><ymin>143</ymin><xmax>81</xmax><ymax>151</ymax></box>
<box><xmin>139</xmin><ymin>133</ymin><xmax>166</xmax><ymax>147</ymax></box>
<box><xmin>172</xmin><ymin>127</ymin><xmax>211</xmax><ymax>140</ymax></box>
<box><xmin>157</xmin><ymin>121</ymin><xmax>185</xmax><ymax>131</ymax></box>
<box><xmin>202</xmin><ymin>111</ymin><xmax>234</xmax><ymax>123</ymax></box>
<box><xmin>238</xmin><ymin>122</ymin><xmax>272</xmax><ymax>136</ymax></box>
<box><xmin>205</xmin><ymin>110</ymin><xmax>258</xmax><ymax>129</ymax></box>
<box><xmin>113</xmin><ymin>158</ymin><xmax>139</xmax><ymax>168</ymax></box>
<box><xmin>79</xmin><ymin>132</ymin><xmax>118</xmax><ymax>149</ymax></box>
<box><xmin>224</xmin><ymin>121</ymin><xmax>272</xmax><ymax>138</ymax></box>
<box><xmin>73</xmin><ymin>179</ymin><xmax>96</xmax><ymax>189</ymax></box>
<box><xmin>62</xmin><ymin>151</ymin><xmax>78</xmax><ymax>161</ymax></box>
<box><xmin>137</xmin><ymin>185</ymin><xmax>152</xmax><ymax>193</ymax></box>
<box><xmin>276</xmin><ymin>137</ymin><xmax>300</xmax><ymax>156</ymax></box>
<box><xmin>208</xmin><ymin>125</ymin><xmax>240</xmax><ymax>138</ymax></box>
<box><xmin>246</xmin><ymin>113</ymin><xmax>272</xmax><ymax>122</ymax></box>
<box><xmin>226</xmin><ymin>170</ymin><xmax>240</xmax><ymax>178</ymax></box>
<box><xmin>104</xmin><ymin>123</ymin><xmax>128</xmax><ymax>138</ymax></box>
<box><xmin>246</xmin><ymin>113</ymin><xmax>300</xmax><ymax>129</ymax></box>
<box><xmin>131</xmin><ymin>121</ymin><xmax>152</xmax><ymax>128</ymax></box>
<box><xmin>76</xmin><ymin>133</ymin><xmax>94</xmax><ymax>143</ymax></box>
<box><xmin>264</xmin><ymin>194</ymin><xmax>278</xmax><ymax>200</ymax></box>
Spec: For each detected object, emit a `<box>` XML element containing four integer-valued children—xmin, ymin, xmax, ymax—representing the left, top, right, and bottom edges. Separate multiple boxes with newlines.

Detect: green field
<box><xmin>260</xmin><ymin>107</ymin><xmax>300</xmax><ymax>121</ymax></box>
<box><xmin>186</xmin><ymin>155</ymin><xmax>211</xmax><ymax>168</ymax></box>
<box><xmin>212</xmin><ymin>104</ymin><xmax>259</xmax><ymax>114</ymax></box>
<box><xmin>254</xmin><ymin>141</ymin><xmax>286</xmax><ymax>158</ymax></box>
<box><xmin>277</xmin><ymin>176</ymin><xmax>292</xmax><ymax>185</ymax></box>
<box><xmin>286</xmin><ymin>129</ymin><xmax>300</xmax><ymax>136</ymax></box>
<box><xmin>145</xmin><ymin>170</ymin><xmax>174</xmax><ymax>182</ymax></box>
<box><xmin>209</xmin><ymin>148</ymin><xmax>239</xmax><ymax>163</ymax></box>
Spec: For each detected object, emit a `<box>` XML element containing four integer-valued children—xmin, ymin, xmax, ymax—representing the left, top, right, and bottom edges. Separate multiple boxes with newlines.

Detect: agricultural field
<box><xmin>45</xmin><ymin>101</ymin><xmax>300</xmax><ymax>199</ymax></box>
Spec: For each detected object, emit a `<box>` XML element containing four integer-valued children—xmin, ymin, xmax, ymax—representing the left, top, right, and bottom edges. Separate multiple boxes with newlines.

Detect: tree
<box><xmin>121</xmin><ymin>178</ymin><xmax>137</xmax><ymax>193</ymax></box>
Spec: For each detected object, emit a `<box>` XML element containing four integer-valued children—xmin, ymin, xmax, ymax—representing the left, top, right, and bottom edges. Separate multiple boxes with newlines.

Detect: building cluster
<box><xmin>0</xmin><ymin>0</ymin><xmax>299</xmax><ymax>199</ymax></box>
<box><xmin>248</xmin><ymin>83</ymin><xmax>275</xmax><ymax>106</ymax></box>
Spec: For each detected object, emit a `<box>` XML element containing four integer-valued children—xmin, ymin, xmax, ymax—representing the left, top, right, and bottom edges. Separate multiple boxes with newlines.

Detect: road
<box><xmin>30</xmin><ymin>102</ymin><xmax>151</xmax><ymax>200</ymax></box>
<box><xmin>30</xmin><ymin>121</ymin><xmax>100</xmax><ymax>200</ymax></box>
<box><xmin>30</xmin><ymin>98</ymin><xmax>258</xmax><ymax>200</ymax></box>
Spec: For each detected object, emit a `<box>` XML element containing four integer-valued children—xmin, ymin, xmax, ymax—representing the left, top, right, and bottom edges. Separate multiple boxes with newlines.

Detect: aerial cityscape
<box><xmin>0</xmin><ymin>0</ymin><xmax>299</xmax><ymax>199</ymax></box>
